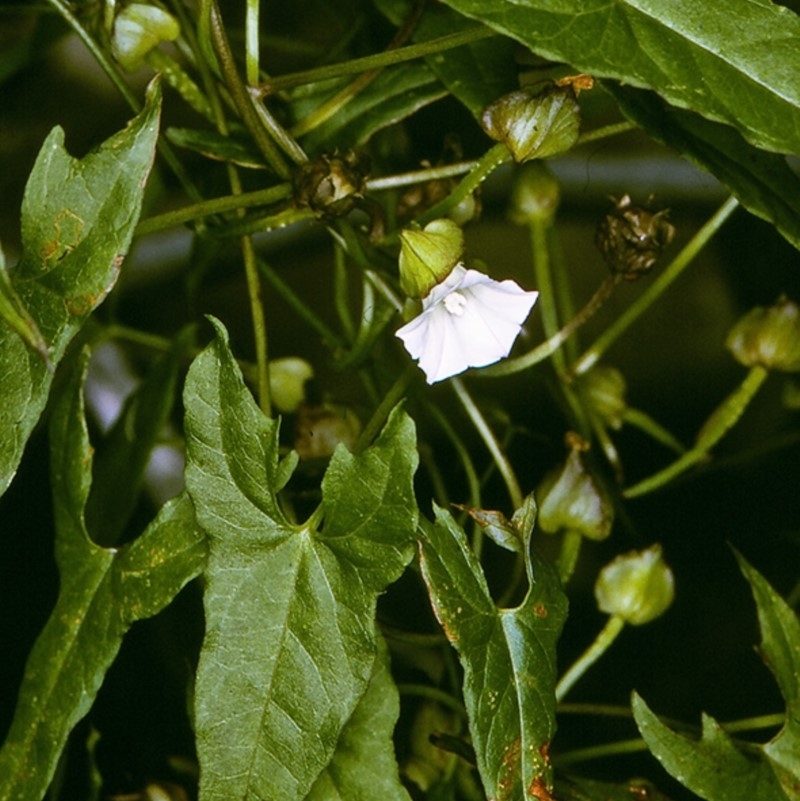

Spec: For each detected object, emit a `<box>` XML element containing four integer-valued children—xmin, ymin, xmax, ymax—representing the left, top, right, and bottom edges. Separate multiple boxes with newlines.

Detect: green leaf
<box><xmin>0</xmin><ymin>349</ymin><xmax>207</xmax><ymax>801</ymax></box>
<box><xmin>437</xmin><ymin>0</ymin><xmax>800</xmax><ymax>155</ymax></box>
<box><xmin>166</xmin><ymin>126</ymin><xmax>268</xmax><ymax>169</ymax></box>
<box><xmin>632</xmin><ymin>553</ymin><xmax>800</xmax><ymax>801</ymax></box>
<box><xmin>374</xmin><ymin>0</ymin><xmax>518</xmax><ymax>119</ymax></box>
<box><xmin>606</xmin><ymin>85</ymin><xmax>800</xmax><ymax>251</ymax></box>
<box><xmin>0</xmin><ymin>79</ymin><xmax>161</xmax><ymax>498</ymax></box>
<box><xmin>183</xmin><ymin>318</ymin><xmax>418</xmax><ymax>801</ymax></box>
<box><xmin>418</xmin><ymin>502</ymin><xmax>568</xmax><ymax>801</ymax></box>
<box><xmin>292</xmin><ymin>61</ymin><xmax>446</xmax><ymax>153</ymax></box>
<box><xmin>84</xmin><ymin>332</ymin><xmax>190</xmax><ymax>546</ymax></box>
<box><xmin>307</xmin><ymin>635</ymin><xmax>412</xmax><ymax>801</ymax></box>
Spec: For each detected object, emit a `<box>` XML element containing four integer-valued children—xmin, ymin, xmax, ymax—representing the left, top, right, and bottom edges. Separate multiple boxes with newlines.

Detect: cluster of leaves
<box><xmin>1</xmin><ymin>1</ymin><xmax>799</xmax><ymax>801</ymax></box>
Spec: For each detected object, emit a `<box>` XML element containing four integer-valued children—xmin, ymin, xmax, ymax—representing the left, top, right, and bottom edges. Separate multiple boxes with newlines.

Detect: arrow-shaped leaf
<box><xmin>183</xmin><ymin>318</ymin><xmax>418</xmax><ymax>801</ymax></box>
<box><xmin>0</xmin><ymin>79</ymin><xmax>161</xmax><ymax>497</ymax></box>
<box><xmin>0</xmin><ymin>349</ymin><xmax>207</xmax><ymax>801</ymax></box>
<box><xmin>418</xmin><ymin>500</ymin><xmax>568</xmax><ymax>801</ymax></box>
<box><xmin>633</xmin><ymin>552</ymin><xmax>800</xmax><ymax>801</ymax></box>
<box><xmin>437</xmin><ymin>0</ymin><xmax>800</xmax><ymax>156</ymax></box>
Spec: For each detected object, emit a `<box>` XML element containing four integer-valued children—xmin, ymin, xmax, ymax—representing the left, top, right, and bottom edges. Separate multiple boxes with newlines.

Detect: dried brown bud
<box><xmin>293</xmin><ymin>151</ymin><xmax>369</xmax><ymax>216</ymax></box>
<box><xmin>595</xmin><ymin>195</ymin><xmax>675</xmax><ymax>280</ymax></box>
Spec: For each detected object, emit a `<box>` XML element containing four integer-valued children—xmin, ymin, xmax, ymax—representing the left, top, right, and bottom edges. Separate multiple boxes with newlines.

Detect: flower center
<box><xmin>443</xmin><ymin>291</ymin><xmax>468</xmax><ymax>316</ymax></box>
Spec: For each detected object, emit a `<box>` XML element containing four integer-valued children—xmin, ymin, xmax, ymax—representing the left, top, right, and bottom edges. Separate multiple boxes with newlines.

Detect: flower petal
<box><xmin>396</xmin><ymin>265</ymin><xmax>539</xmax><ymax>383</ymax></box>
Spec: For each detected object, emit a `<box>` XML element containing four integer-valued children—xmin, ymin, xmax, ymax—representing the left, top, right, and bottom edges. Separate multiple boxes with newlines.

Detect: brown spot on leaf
<box><xmin>533</xmin><ymin>603</ymin><xmax>548</xmax><ymax>618</ymax></box>
<box><xmin>527</xmin><ymin>776</ymin><xmax>555</xmax><ymax>801</ymax></box>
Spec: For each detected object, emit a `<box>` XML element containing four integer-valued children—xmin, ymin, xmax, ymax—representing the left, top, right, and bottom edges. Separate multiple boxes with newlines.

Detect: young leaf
<box><xmin>437</xmin><ymin>0</ymin><xmax>800</xmax><ymax>156</ymax></box>
<box><xmin>632</xmin><ymin>552</ymin><xmax>800</xmax><ymax>801</ymax></box>
<box><xmin>418</xmin><ymin>503</ymin><xmax>568</xmax><ymax>801</ymax></box>
<box><xmin>183</xmin><ymin>318</ymin><xmax>418</xmax><ymax>801</ymax></box>
<box><xmin>306</xmin><ymin>636</ymin><xmax>412</xmax><ymax>801</ymax></box>
<box><xmin>606</xmin><ymin>85</ymin><xmax>800</xmax><ymax>251</ymax></box>
<box><xmin>292</xmin><ymin>62</ymin><xmax>446</xmax><ymax>153</ymax></box>
<box><xmin>0</xmin><ymin>350</ymin><xmax>207</xmax><ymax>801</ymax></box>
<box><xmin>0</xmin><ymin>79</ymin><xmax>161</xmax><ymax>498</ymax></box>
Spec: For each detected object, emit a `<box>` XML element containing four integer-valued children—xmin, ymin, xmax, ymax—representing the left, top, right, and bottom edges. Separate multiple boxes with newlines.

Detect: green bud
<box><xmin>508</xmin><ymin>162</ymin><xmax>561</xmax><ymax>225</ymax></box>
<box><xmin>595</xmin><ymin>195</ymin><xmax>675</xmax><ymax>281</ymax></box>
<box><xmin>399</xmin><ymin>218</ymin><xmax>464</xmax><ymax>298</ymax></box>
<box><xmin>269</xmin><ymin>357</ymin><xmax>314</xmax><ymax>414</ymax></box>
<box><xmin>536</xmin><ymin>436</ymin><xmax>613</xmax><ymax>541</ymax></box>
<box><xmin>725</xmin><ymin>296</ymin><xmax>800</xmax><ymax>372</ymax></box>
<box><xmin>580</xmin><ymin>366</ymin><xmax>627</xmax><ymax>430</ymax></box>
<box><xmin>111</xmin><ymin>3</ymin><xmax>180</xmax><ymax>71</ymax></box>
<box><xmin>480</xmin><ymin>84</ymin><xmax>581</xmax><ymax>163</ymax></box>
<box><xmin>595</xmin><ymin>544</ymin><xmax>675</xmax><ymax>625</ymax></box>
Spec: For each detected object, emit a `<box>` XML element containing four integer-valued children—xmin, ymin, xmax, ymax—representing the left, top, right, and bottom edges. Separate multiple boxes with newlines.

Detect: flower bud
<box><xmin>536</xmin><ymin>435</ymin><xmax>613</xmax><ymax>541</ymax></box>
<box><xmin>595</xmin><ymin>544</ymin><xmax>674</xmax><ymax>625</ymax></box>
<box><xmin>111</xmin><ymin>3</ymin><xmax>180</xmax><ymax>71</ymax></box>
<box><xmin>269</xmin><ymin>357</ymin><xmax>314</xmax><ymax>414</ymax></box>
<box><xmin>481</xmin><ymin>84</ymin><xmax>581</xmax><ymax>163</ymax></box>
<box><xmin>595</xmin><ymin>195</ymin><xmax>675</xmax><ymax>280</ymax></box>
<box><xmin>508</xmin><ymin>162</ymin><xmax>561</xmax><ymax>225</ymax></box>
<box><xmin>580</xmin><ymin>366</ymin><xmax>628</xmax><ymax>430</ymax></box>
<box><xmin>292</xmin><ymin>151</ymin><xmax>369</xmax><ymax>216</ymax></box>
<box><xmin>399</xmin><ymin>219</ymin><xmax>464</xmax><ymax>299</ymax></box>
<box><xmin>725</xmin><ymin>297</ymin><xmax>800</xmax><ymax>372</ymax></box>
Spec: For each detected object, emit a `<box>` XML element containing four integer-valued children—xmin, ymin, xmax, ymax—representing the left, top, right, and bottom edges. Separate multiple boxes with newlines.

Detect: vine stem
<box><xmin>624</xmin><ymin>365</ymin><xmax>768</xmax><ymax>498</ymax></box>
<box><xmin>135</xmin><ymin>185</ymin><xmax>293</xmax><ymax>235</ymax></box>
<box><xmin>478</xmin><ymin>276</ymin><xmax>618</xmax><ymax>377</ymax></box>
<box><xmin>451</xmin><ymin>377</ymin><xmax>523</xmax><ymax>510</ymax></box>
<box><xmin>555</xmin><ymin>615</ymin><xmax>626</xmax><ymax>702</ymax></box>
<box><xmin>416</xmin><ymin>143</ymin><xmax>513</xmax><ymax>226</ymax></box>
<box><xmin>571</xmin><ymin>195</ymin><xmax>740</xmax><ymax>378</ymax></box>
<box><xmin>354</xmin><ymin>367</ymin><xmax>414</xmax><ymax>454</ymax></box>
<box><xmin>258</xmin><ymin>26</ymin><xmax>495</xmax><ymax>94</ymax></box>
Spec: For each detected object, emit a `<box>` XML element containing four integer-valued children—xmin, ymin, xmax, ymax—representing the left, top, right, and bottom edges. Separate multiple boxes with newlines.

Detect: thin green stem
<box><xmin>478</xmin><ymin>276</ymin><xmax>618</xmax><ymax>377</ymax></box>
<box><xmin>209</xmin><ymin>0</ymin><xmax>291</xmax><ymax>179</ymax></box>
<box><xmin>452</xmin><ymin>378</ymin><xmax>523</xmax><ymax>509</ymax></box>
<box><xmin>417</xmin><ymin>143</ymin><xmax>512</xmax><ymax>227</ymax></box>
<box><xmin>531</xmin><ymin>217</ymin><xmax>560</xmax><ymax>355</ymax></box>
<box><xmin>354</xmin><ymin>368</ymin><xmax>414</xmax><ymax>454</ymax></box>
<box><xmin>623</xmin><ymin>407</ymin><xmax>685</xmax><ymax>454</ymax></box>
<box><xmin>396</xmin><ymin>684</ymin><xmax>468</xmax><ymax>718</ymax></box>
<box><xmin>245</xmin><ymin>0</ymin><xmax>259</xmax><ymax>86</ymax></box>
<box><xmin>556</xmin><ymin>530</ymin><xmax>583</xmax><ymax>585</ymax></box>
<box><xmin>576</xmin><ymin>120</ymin><xmax>638</xmax><ymax>146</ymax></box>
<box><xmin>555</xmin><ymin>737</ymin><xmax>649</xmax><ymax>766</ymax></box>
<box><xmin>624</xmin><ymin>365</ymin><xmax>768</xmax><ymax>498</ymax></box>
<box><xmin>571</xmin><ymin>195</ymin><xmax>740</xmax><ymax>378</ymax></box>
<box><xmin>291</xmin><ymin>0</ymin><xmax>425</xmax><ymax>138</ymax></box>
<box><xmin>556</xmin><ymin>615</ymin><xmax>626</xmax><ymax>702</ymax></box>
<box><xmin>367</xmin><ymin>160</ymin><xmax>477</xmax><ymax>192</ymax></box>
<box><xmin>258</xmin><ymin>26</ymin><xmax>495</xmax><ymax>94</ymax></box>
<box><xmin>427</xmin><ymin>402</ymin><xmax>484</xmax><ymax>558</ymax></box>
<box><xmin>136</xmin><ymin>185</ymin><xmax>293</xmax><ymax>235</ymax></box>
<box><xmin>241</xmin><ymin>235</ymin><xmax>271</xmax><ymax>416</ymax></box>
<box><xmin>257</xmin><ymin>258</ymin><xmax>345</xmax><ymax>349</ymax></box>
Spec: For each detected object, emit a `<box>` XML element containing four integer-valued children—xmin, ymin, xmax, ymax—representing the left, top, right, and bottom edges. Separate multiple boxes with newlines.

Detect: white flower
<box><xmin>396</xmin><ymin>264</ymin><xmax>539</xmax><ymax>383</ymax></box>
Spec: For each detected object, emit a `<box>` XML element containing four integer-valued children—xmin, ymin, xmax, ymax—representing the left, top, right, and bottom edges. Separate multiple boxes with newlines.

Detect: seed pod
<box><xmin>726</xmin><ymin>296</ymin><xmax>800</xmax><ymax>372</ymax></box>
<box><xmin>595</xmin><ymin>544</ymin><xmax>675</xmax><ymax>625</ymax></box>
<box><xmin>536</xmin><ymin>435</ymin><xmax>613</xmax><ymax>541</ymax></box>
<box><xmin>481</xmin><ymin>84</ymin><xmax>581</xmax><ymax>163</ymax></box>
<box><xmin>111</xmin><ymin>3</ymin><xmax>180</xmax><ymax>71</ymax></box>
<box><xmin>398</xmin><ymin>219</ymin><xmax>464</xmax><ymax>299</ymax></box>
<box><xmin>595</xmin><ymin>195</ymin><xmax>675</xmax><ymax>280</ymax></box>
<box><xmin>292</xmin><ymin>151</ymin><xmax>369</xmax><ymax>216</ymax></box>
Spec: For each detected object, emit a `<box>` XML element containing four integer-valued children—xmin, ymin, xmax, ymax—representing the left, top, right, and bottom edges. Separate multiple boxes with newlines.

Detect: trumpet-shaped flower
<box><xmin>396</xmin><ymin>264</ymin><xmax>539</xmax><ymax>383</ymax></box>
